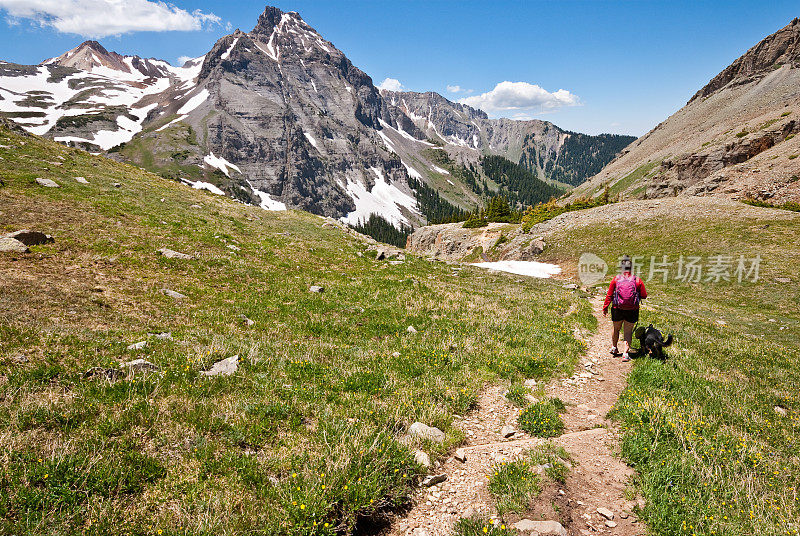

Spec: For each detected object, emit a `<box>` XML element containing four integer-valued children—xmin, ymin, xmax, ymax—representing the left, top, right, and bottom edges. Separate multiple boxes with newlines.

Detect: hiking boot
<box><xmin>610</xmin><ymin>346</ymin><xmax>622</xmax><ymax>357</ymax></box>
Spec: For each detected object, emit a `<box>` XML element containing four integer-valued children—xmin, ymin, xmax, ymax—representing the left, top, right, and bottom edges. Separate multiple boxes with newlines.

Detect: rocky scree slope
<box><xmin>0</xmin><ymin>5</ymin><xmax>632</xmax><ymax>228</ymax></box>
<box><xmin>574</xmin><ymin>18</ymin><xmax>800</xmax><ymax>203</ymax></box>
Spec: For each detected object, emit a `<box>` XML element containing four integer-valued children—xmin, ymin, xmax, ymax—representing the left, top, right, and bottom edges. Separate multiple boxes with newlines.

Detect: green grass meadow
<box><xmin>540</xmin><ymin>207</ymin><xmax>800</xmax><ymax>536</ymax></box>
<box><xmin>0</xmin><ymin>126</ymin><xmax>594</xmax><ymax>535</ymax></box>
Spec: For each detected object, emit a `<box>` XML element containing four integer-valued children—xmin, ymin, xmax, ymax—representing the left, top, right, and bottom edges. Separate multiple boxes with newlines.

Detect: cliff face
<box><xmin>691</xmin><ymin>18</ymin><xmax>800</xmax><ymax>102</ymax></box>
<box><xmin>574</xmin><ymin>18</ymin><xmax>800</xmax><ymax>203</ymax></box>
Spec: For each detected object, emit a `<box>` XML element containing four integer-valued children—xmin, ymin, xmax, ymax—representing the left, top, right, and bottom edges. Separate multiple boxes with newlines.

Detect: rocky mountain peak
<box><xmin>691</xmin><ymin>18</ymin><xmax>800</xmax><ymax>102</ymax></box>
<box><xmin>44</xmin><ymin>40</ymin><xmax>124</xmax><ymax>70</ymax></box>
<box><xmin>252</xmin><ymin>5</ymin><xmax>288</xmax><ymax>35</ymax></box>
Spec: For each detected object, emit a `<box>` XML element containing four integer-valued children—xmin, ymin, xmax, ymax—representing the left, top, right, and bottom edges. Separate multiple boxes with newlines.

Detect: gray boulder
<box><xmin>126</xmin><ymin>341</ymin><xmax>147</xmax><ymax>351</ymax></box>
<box><xmin>84</xmin><ymin>367</ymin><xmax>123</xmax><ymax>381</ymax></box>
<box><xmin>35</xmin><ymin>177</ymin><xmax>59</xmax><ymax>187</ymax></box>
<box><xmin>161</xmin><ymin>288</ymin><xmax>187</xmax><ymax>299</ymax></box>
<box><xmin>75</xmin><ymin>176</ymin><xmax>89</xmax><ymax>184</ymax></box>
<box><xmin>150</xmin><ymin>332</ymin><xmax>173</xmax><ymax>340</ymax></box>
<box><xmin>309</xmin><ymin>285</ymin><xmax>324</xmax><ymax>293</ymax></box>
<box><xmin>413</xmin><ymin>450</ymin><xmax>431</xmax><ymax>467</ymax></box>
<box><xmin>121</xmin><ymin>359</ymin><xmax>159</xmax><ymax>373</ymax></box>
<box><xmin>0</xmin><ymin>237</ymin><xmax>29</xmax><ymax>253</ymax></box>
<box><xmin>201</xmin><ymin>355</ymin><xmax>239</xmax><ymax>377</ymax></box>
<box><xmin>408</xmin><ymin>422</ymin><xmax>445</xmax><ymax>443</ymax></box>
<box><xmin>157</xmin><ymin>248</ymin><xmax>194</xmax><ymax>260</ymax></box>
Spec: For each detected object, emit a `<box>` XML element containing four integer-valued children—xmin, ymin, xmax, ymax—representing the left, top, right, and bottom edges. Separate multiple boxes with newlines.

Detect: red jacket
<box><xmin>603</xmin><ymin>273</ymin><xmax>647</xmax><ymax>313</ymax></box>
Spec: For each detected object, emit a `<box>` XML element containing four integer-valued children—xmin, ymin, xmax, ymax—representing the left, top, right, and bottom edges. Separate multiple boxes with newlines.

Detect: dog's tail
<box><xmin>663</xmin><ymin>334</ymin><xmax>673</xmax><ymax>347</ymax></box>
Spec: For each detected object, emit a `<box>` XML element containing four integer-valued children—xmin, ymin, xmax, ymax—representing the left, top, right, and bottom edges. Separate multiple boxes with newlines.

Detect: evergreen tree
<box><xmin>351</xmin><ymin>214</ymin><xmax>412</xmax><ymax>248</ymax></box>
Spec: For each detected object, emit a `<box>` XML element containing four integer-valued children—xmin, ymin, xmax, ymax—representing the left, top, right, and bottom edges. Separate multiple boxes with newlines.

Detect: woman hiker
<box><xmin>603</xmin><ymin>255</ymin><xmax>647</xmax><ymax>362</ymax></box>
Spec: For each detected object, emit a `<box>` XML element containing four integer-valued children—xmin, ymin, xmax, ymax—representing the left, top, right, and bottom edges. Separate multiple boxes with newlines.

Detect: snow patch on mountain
<box><xmin>204</xmin><ymin>152</ymin><xmax>241</xmax><ymax>177</ymax></box>
<box><xmin>177</xmin><ymin>89</ymin><xmax>209</xmax><ymax>115</ymax></box>
<box><xmin>303</xmin><ymin>131</ymin><xmax>319</xmax><ymax>149</ymax></box>
<box><xmin>183</xmin><ymin>179</ymin><xmax>225</xmax><ymax>196</ymax></box>
<box><xmin>247</xmin><ymin>180</ymin><xmax>287</xmax><ymax>211</ymax></box>
<box><xmin>221</xmin><ymin>38</ymin><xmax>240</xmax><ymax>60</ymax></box>
<box><xmin>342</xmin><ymin>167</ymin><xmax>419</xmax><ymax>228</ymax></box>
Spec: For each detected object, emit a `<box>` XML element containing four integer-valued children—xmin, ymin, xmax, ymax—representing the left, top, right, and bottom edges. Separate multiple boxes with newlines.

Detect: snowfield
<box><xmin>472</xmin><ymin>261</ymin><xmax>562</xmax><ymax>279</ymax></box>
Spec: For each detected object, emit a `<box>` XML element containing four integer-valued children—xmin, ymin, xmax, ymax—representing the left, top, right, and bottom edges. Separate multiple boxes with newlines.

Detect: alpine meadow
<box><xmin>1</xmin><ymin>3</ymin><xmax>799</xmax><ymax>536</ymax></box>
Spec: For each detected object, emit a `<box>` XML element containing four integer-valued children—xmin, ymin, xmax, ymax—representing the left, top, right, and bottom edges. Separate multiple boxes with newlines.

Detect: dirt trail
<box><xmin>389</xmin><ymin>297</ymin><xmax>645</xmax><ymax>536</ymax></box>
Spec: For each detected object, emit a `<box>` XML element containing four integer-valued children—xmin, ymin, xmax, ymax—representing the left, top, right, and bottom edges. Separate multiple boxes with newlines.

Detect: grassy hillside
<box><xmin>537</xmin><ymin>203</ymin><xmax>800</xmax><ymax>536</ymax></box>
<box><xmin>0</xmin><ymin>126</ymin><xmax>592</xmax><ymax>535</ymax></box>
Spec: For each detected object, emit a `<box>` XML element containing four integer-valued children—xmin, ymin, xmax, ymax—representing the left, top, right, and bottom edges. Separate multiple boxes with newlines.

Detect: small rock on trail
<box><xmin>500</xmin><ymin>425</ymin><xmax>516</xmax><ymax>438</ymax></box>
<box><xmin>420</xmin><ymin>474</ymin><xmax>446</xmax><ymax>487</ymax></box>
<box><xmin>597</xmin><ymin>506</ymin><xmax>615</xmax><ymax>520</ymax></box>
<box><xmin>309</xmin><ymin>285</ymin><xmax>324</xmax><ymax>293</ymax></box>
<box><xmin>512</xmin><ymin>519</ymin><xmax>567</xmax><ymax>536</ymax></box>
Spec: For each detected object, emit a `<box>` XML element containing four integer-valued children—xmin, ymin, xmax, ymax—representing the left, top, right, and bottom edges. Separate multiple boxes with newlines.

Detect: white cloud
<box><xmin>0</xmin><ymin>0</ymin><xmax>222</xmax><ymax>38</ymax></box>
<box><xmin>459</xmin><ymin>81</ymin><xmax>580</xmax><ymax>116</ymax></box>
<box><xmin>177</xmin><ymin>55</ymin><xmax>193</xmax><ymax>66</ymax></box>
<box><xmin>446</xmin><ymin>84</ymin><xmax>473</xmax><ymax>94</ymax></box>
<box><xmin>377</xmin><ymin>77</ymin><xmax>404</xmax><ymax>92</ymax></box>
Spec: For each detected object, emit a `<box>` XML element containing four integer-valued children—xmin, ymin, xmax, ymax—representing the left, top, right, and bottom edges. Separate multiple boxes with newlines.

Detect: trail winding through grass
<box><xmin>390</xmin><ymin>296</ymin><xmax>646</xmax><ymax>536</ymax></box>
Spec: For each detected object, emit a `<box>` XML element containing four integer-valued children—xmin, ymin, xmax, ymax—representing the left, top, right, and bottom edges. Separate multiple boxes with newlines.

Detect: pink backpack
<box><xmin>613</xmin><ymin>274</ymin><xmax>640</xmax><ymax>310</ymax></box>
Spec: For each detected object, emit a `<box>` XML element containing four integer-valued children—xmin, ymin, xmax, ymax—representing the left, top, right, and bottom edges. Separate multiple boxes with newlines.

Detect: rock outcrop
<box><xmin>407</xmin><ymin>222</ymin><xmax>544</xmax><ymax>262</ymax></box>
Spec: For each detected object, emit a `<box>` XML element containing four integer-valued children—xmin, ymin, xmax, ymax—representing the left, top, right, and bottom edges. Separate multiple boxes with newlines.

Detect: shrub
<box><xmin>742</xmin><ymin>198</ymin><xmax>800</xmax><ymax>212</ymax></box>
<box><xmin>487</xmin><ymin>459</ymin><xmax>541</xmax><ymax>514</ymax></box>
<box><xmin>735</xmin><ymin>130</ymin><xmax>748</xmax><ymax>138</ymax></box>
<box><xmin>518</xmin><ymin>401</ymin><xmax>564</xmax><ymax>437</ymax></box>
<box><xmin>528</xmin><ymin>442</ymin><xmax>573</xmax><ymax>483</ymax></box>
<box><xmin>520</xmin><ymin>188</ymin><xmax>614</xmax><ymax>232</ymax></box>
<box><xmin>463</xmin><ymin>213</ymin><xmax>488</xmax><ymax>228</ymax></box>
<box><xmin>504</xmin><ymin>383</ymin><xmax>529</xmax><ymax>407</ymax></box>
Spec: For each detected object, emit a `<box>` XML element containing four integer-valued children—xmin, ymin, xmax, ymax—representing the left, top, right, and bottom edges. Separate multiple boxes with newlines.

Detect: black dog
<box><xmin>634</xmin><ymin>324</ymin><xmax>673</xmax><ymax>360</ymax></box>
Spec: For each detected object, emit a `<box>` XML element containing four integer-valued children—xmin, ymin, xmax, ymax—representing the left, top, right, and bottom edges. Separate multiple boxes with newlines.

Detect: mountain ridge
<box><xmin>0</xmin><ymin>5</ymin><xmax>634</xmax><ymax>228</ymax></box>
<box><xmin>574</xmin><ymin>17</ymin><xmax>800</xmax><ymax>203</ymax></box>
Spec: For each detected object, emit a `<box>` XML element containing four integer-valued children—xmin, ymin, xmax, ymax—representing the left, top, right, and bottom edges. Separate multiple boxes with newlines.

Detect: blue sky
<box><xmin>0</xmin><ymin>1</ymin><xmax>797</xmax><ymax>136</ymax></box>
